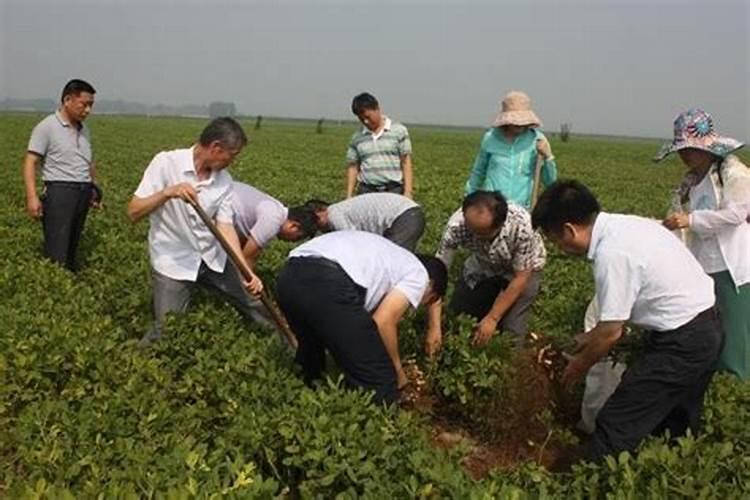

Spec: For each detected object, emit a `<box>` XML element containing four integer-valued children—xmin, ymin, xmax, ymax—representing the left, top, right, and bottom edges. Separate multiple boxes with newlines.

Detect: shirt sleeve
<box><xmin>394</xmin><ymin>264</ymin><xmax>428</xmax><ymax>309</ymax></box>
<box><xmin>464</xmin><ymin>135</ymin><xmax>490</xmax><ymax>195</ymax></box>
<box><xmin>435</xmin><ymin>210</ymin><xmax>465</xmax><ymax>267</ymax></box>
<box><xmin>397</xmin><ymin>126</ymin><xmax>412</xmax><ymax>156</ymax></box>
<box><xmin>593</xmin><ymin>251</ymin><xmax>641</xmax><ymax>323</ymax></box>
<box><xmin>216</xmin><ymin>186</ymin><xmax>235</xmax><ymax>225</ymax></box>
<box><xmin>133</xmin><ymin>153</ymin><xmax>167</xmax><ymax>198</ymax></box>
<box><xmin>27</xmin><ymin>121</ymin><xmax>50</xmax><ymax>156</ymax></box>
<box><xmin>509</xmin><ymin>214</ymin><xmax>542</xmax><ymax>272</ymax></box>
<box><xmin>345</xmin><ymin>137</ymin><xmax>359</xmax><ymax>166</ymax></box>
<box><xmin>248</xmin><ymin>201</ymin><xmax>285</xmax><ymax>247</ymax></box>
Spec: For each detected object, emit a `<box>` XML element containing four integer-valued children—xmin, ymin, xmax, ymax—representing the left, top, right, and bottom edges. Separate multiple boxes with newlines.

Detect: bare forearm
<box><xmin>127</xmin><ymin>191</ymin><xmax>170</xmax><ymax>223</ymax></box>
<box><xmin>23</xmin><ymin>155</ymin><xmax>40</xmax><ymax>199</ymax></box>
<box><xmin>376</xmin><ymin>320</ymin><xmax>402</xmax><ymax>371</ymax></box>
<box><xmin>346</xmin><ymin>165</ymin><xmax>358</xmax><ymax>198</ymax></box>
<box><xmin>90</xmin><ymin>161</ymin><xmax>97</xmax><ymax>182</ymax></box>
<box><xmin>401</xmin><ymin>155</ymin><xmax>413</xmax><ymax>197</ymax></box>
<box><xmin>486</xmin><ymin>271</ymin><xmax>530</xmax><ymax>322</ymax></box>
<box><xmin>576</xmin><ymin>323</ymin><xmax>623</xmax><ymax>369</ymax></box>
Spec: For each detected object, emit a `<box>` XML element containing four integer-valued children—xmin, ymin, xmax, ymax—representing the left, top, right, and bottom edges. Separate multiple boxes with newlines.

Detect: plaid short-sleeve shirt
<box><xmin>436</xmin><ymin>204</ymin><xmax>546</xmax><ymax>287</ymax></box>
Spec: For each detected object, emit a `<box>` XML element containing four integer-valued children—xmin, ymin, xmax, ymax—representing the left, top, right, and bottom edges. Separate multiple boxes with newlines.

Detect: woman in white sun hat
<box><xmin>657</xmin><ymin>108</ymin><xmax>750</xmax><ymax>380</ymax></box>
<box><xmin>464</xmin><ymin>91</ymin><xmax>557</xmax><ymax>210</ymax></box>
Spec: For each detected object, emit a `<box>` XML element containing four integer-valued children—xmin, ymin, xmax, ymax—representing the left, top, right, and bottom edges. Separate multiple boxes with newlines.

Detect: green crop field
<box><xmin>1</xmin><ymin>113</ymin><xmax>748</xmax><ymax>497</ymax></box>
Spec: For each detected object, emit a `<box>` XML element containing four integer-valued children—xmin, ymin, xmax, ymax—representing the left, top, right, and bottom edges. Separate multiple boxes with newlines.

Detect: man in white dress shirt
<box><xmin>127</xmin><ymin>117</ymin><xmax>265</xmax><ymax>345</ymax></box>
<box><xmin>531</xmin><ymin>180</ymin><xmax>722</xmax><ymax>462</ymax></box>
<box><xmin>276</xmin><ymin>231</ymin><xmax>447</xmax><ymax>404</ymax></box>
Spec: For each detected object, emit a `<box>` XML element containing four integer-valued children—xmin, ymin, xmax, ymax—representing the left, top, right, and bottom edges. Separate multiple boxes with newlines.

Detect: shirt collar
<box><xmin>362</xmin><ymin>116</ymin><xmax>392</xmax><ymax>136</ymax></box>
<box><xmin>586</xmin><ymin>212</ymin><xmax>608</xmax><ymax>261</ymax></box>
<box><xmin>55</xmin><ymin>109</ymin><xmax>72</xmax><ymax>128</ymax></box>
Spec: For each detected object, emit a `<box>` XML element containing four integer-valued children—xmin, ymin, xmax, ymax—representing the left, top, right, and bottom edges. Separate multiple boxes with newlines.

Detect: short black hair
<box><xmin>199</xmin><ymin>117</ymin><xmax>248</xmax><ymax>150</ymax></box>
<box><xmin>531</xmin><ymin>180</ymin><xmax>601</xmax><ymax>234</ymax></box>
<box><xmin>61</xmin><ymin>79</ymin><xmax>96</xmax><ymax>103</ymax></box>
<box><xmin>351</xmin><ymin>93</ymin><xmax>379</xmax><ymax>115</ymax></box>
<box><xmin>304</xmin><ymin>199</ymin><xmax>330</xmax><ymax>212</ymax></box>
<box><xmin>287</xmin><ymin>206</ymin><xmax>318</xmax><ymax>238</ymax></box>
<box><xmin>415</xmin><ymin>254</ymin><xmax>448</xmax><ymax>298</ymax></box>
<box><xmin>462</xmin><ymin>191</ymin><xmax>508</xmax><ymax>228</ymax></box>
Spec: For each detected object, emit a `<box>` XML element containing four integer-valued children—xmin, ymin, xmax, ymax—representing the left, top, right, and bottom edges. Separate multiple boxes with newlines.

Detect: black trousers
<box><xmin>449</xmin><ymin>271</ymin><xmax>542</xmax><ymax>340</ymax></box>
<box><xmin>383</xmin><ymin>206</ymin><xmax>425</xmax><ymax>252</ymax></box>
<box><xmin>276</xmin><ymin>257</ymin><xmax>398</xmax><ymax>404</ymax></box>
<box><xmin>586</xmin><ymin>308</ymin><xmax>723</xmax><ymax>461</ymax></box>
<box><xmin>41</xmin><ymin>181</ymin><xmax>93</xmax><ymax>271</ymax></box>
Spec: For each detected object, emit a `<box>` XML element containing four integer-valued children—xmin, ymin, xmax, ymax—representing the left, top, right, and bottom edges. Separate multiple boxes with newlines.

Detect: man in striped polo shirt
<box><xmin>345</xmin><ymin>93</ymin><xmax>413</xmax><ymax>199</ymax></box>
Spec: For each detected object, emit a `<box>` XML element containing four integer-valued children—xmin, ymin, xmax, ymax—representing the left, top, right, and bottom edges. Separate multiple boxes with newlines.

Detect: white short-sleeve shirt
<box><xmin>134</xmin><ymin>147</ymin><xmax>235</xmax><ymax>281</ymax></box>
<box><xmin>289</xmin><ymin>230</ymin><xmax>428</xmax><ymax>312</ymax></box>
<box><xmin>27</xmin><ymin>111</ymin><xmax>93</xmax><ymax>182</ymax></box>
<box><xmin>587</xmin><ymin>213</ymin><xmax>715</xmax><ymax>332</ymax></box>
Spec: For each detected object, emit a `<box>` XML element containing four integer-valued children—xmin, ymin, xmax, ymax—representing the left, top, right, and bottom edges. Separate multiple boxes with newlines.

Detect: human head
<box><xmin>677</xmin><ymin>148</ymin><xmax>720</xmax><ymax>172</ymax></box>
<box><xmin>198</xmin><ymin>117</ymin><xmax>248</xmax><ymax>171</ymax></box>
<box><xmin>278</xmin><ymin>206</ymin><xmax>318</xmax><ymax>241</ymax></box>
<box><xmin>531</xmin><ymin>180</ymin><xmax>601</xmax><ymax>256</ymax></box>
<box><xmin>304</xmin><ymin>199</ymin><xmax>330</xmax><ymax>229</ymax></box>
<box><xmin>61</xmin><ymin>79</ymin><xmax>96</xmax><ymax>123</ymax></box>
<box><xmin>415</xmin><ymin>254</ymin><xmax>448</xmax><ymax>305</ymax></box>
<box><xmin>462</xmin><ymin>191</ymin><xmax>508</xmax><ymax>240</ymax></box>
<box><xmin>351</xmin><ymin>92</ymin><xmax>382</xmax><ymax>132</ymax></box>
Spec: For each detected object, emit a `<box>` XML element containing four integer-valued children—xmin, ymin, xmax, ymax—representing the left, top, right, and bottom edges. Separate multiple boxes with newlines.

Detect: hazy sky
<box><xmin>1</xmin><ymin>0</ymin><xmax>748</xmax><ymax>138</ymax></box>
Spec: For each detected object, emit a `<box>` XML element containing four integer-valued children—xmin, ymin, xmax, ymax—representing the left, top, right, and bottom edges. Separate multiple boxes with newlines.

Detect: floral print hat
<box><xmin>654</xmin><ymin>108</ymin><xmax>744</xmax><ymax>162</ymax></box>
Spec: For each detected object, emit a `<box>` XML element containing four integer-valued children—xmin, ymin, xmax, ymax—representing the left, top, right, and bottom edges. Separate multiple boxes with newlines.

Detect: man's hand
<box><xmin>243</xmin><ymin>272</ymin><xmax>264</xmax><ymax>297</ymax></box>
<box><xmin>425</xmin><ymin>327</ymin><xmax>443</xmax><ymax>357</ymax></box>
<box><xmin>472</xmin><ymin>315</ymin><xmax>499</xmax><ymax>346</ymax></box>
<box><xmin>26</xmin><ymin>195</ymin><xmax>43</xmax><ymax>219</ymax></box>
<box><xmin>561</xmin><ymin>353</ymin><xmax>588</xmax><ymax>390</ymax></box>
<box><xmin>396</xmin><ymin>364</ymin><xmax>408</xmax><ymax>390</ymax></box>
<box><xmin>663</xmin><ymin>213</ymin><xmax>689</xmax><ymax>230</ymax></box>
<box><xmin>165</xmin><ymin>182</ymin><xmax>198</xmax><ymax>203</ymax></box>
<box><xmin>536</xmin><ymin>136</ymin><xmax>553</xmax><ymax>160</ymax></box>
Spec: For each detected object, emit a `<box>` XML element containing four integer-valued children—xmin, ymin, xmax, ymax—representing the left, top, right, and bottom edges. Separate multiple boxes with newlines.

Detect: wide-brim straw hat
<box><xmin>492</xmin><ymin>91</ymin><xmax>542</xmax><ymax>128</ymax></box>
<box><xmin>654</xmin><ymin>108</ymin><xmax>744</xmax><ymax>162</ymax></box>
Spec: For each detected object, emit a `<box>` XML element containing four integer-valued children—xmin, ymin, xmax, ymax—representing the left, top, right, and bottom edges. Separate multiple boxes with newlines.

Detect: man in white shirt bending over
<box><xmin>276</xmin><ymin>231</ymin><xmax>447</xmax><ymax>404</ymax></box>
<box><xmin>531</xmin><ymin>179</ymin><xmax>722</xmax><ymax>462</ymax></box>
<box><xmin>127</xmin><ymin>118</ymin><xmax>265</xmax><ymax>345</ymax></box>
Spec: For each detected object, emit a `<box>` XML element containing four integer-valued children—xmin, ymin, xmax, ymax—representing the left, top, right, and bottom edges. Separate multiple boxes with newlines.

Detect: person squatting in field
<box><xmin>127</xmin><ymin>117</ymin><xmax>267</xmax><ymax>346</ymax></box>
<box><xmin>230</xmin><ymin>181</ymin><xmax>317</xmax><ymax>269</ymax></box>
<box><xmin>464</xmin><ymin>91</ymin><xmax>557</xmax><ymax>210</ymax></box>
<box><xmin>23</xmin><ymin>79</ymin><xmax>101</xmax><ymax>271</ymax></box>
<box><xmin>531</xmin><ymin>179</ymin><xmax>723</xmax><ymax>462</ymax></box>
<box><xmin>345</xmin><ymin>92</ymin><xmax>414</xmax><ymax>199</ymax></box>
<box><xmin>424</xmin><ymin>190</ymin><xmax>546</xmax><ymax>355</ymax></box>
<box><xmin>305</xmin><ymin>192</ymin><xmax>426</xmax><ymax>252</ymax></box>
<box><xmin>655</xmin><ymin>109</ymin><xmax>750</xmax><ymax>381</ymax></box>
<box><xmin>276</xmin><ymin>230</ymin><xmax>447</xmax><ymax>404</ymax></box>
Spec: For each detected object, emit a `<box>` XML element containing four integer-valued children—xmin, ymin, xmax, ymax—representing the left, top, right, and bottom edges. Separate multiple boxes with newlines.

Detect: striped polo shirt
<box><xmin>345</xmin><ymin>117</ymin><xmax>412</xmax><ymax>186</ymax></box>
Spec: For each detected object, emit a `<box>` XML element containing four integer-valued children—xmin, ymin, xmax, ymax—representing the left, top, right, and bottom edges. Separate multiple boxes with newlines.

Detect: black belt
<box><xmin>44</xmin><ymin>181</ymin><xmax>92</xmax><ymax>190</ymax></box>
<box><xmin>359</xmin><ymin>181</ymin><xmax>403</xmax><ymax>192</ymax></box>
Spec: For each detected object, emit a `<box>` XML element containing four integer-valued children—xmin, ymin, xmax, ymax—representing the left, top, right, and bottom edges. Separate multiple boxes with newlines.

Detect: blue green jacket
<box><xmin>464</xmin><ymin>127</ymin><xmax>557</xmax><ymax>209</ymax></box>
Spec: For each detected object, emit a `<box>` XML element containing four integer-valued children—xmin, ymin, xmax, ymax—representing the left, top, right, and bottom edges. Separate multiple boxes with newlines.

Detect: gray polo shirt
<box><xmin>327</xmin><ymin>192</ymin><xmax>419</xmax><ymax>235</ymax></box>
<box><xmin>27</xmin><ymin>111</ymin><xmax>93</xmax><ymax>182</ymax></box>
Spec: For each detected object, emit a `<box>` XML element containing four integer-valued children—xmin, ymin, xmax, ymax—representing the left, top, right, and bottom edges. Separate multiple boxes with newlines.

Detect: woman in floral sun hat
<box><xmin>658</xmin><ymin>108</ymin><xmax>750</xmax><ymax>380</ymax></box>
<box><xmin>464</xmin><ymin>91</ymin><xmax>557</xmax><ymax>210</ymax></box>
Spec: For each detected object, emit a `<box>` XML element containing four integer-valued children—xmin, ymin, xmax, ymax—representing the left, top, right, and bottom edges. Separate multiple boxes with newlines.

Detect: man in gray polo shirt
<box><xmin>305</xmin><ymin>192</ymin><xmax>426</xmax><ymax>251</ymax></box>
<box><xmin>22</xmin><ymin>79</ymin><xmax>99</xmax><ymax>271</ymax></box>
